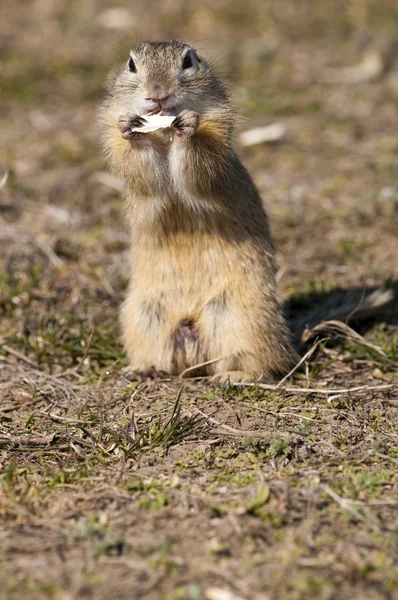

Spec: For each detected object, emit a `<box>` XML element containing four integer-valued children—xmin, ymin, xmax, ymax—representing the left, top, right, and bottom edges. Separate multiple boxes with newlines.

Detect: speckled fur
<box><xmin>99</xmin><ymin>40</ymin><xmax>297</xmax><ymax>382</ymax></box>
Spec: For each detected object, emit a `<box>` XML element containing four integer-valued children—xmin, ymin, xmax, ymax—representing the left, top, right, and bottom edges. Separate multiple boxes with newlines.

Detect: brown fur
<box><xmin>99</xmin><ymin>40</ymin><xmax>297</xmax><ymax>382</ymax></box>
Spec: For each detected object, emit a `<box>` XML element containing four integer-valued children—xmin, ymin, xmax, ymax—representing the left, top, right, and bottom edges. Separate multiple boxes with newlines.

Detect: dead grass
<box><xmin>1</xmin><ymin>1</ymin><xmax>398</xmax><ymax>599</ymax></box>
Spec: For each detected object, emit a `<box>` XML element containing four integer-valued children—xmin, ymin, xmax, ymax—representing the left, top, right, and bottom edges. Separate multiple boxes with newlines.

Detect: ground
<box><xmin>1</xmin><ymin>1</ymin><xmax>398</xmax><ymax>599</ymax></box>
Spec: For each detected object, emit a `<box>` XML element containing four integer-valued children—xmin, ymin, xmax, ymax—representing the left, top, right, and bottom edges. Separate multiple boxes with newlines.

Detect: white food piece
<box><xmin>239</xmin><ymin>123</ymin><xmax>286</xmax><ymax>147</ymax></box>
<box><xmin>130</xmin><ymin>114</ymin><xmax>176</xmax><ymax>133</ymax></box>
<box><xmin>205</xmin><ymin>588</ymin><xmax>247</xmax><ymax>600</ymax></box>
<box><xmin>321</xmin><ymin>50</ymin><xmax>383</xmax><ymax>85</ymax></box>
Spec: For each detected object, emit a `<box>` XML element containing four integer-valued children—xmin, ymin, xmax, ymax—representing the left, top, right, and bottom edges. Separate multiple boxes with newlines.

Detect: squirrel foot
<box><xmin>118</xmin><ymin>113</ymin><xmax>146</xmax><ymax>139</ymax></box>
<box><xmin>173</xmin><ymin>110</ymin><xmax>199</xmax><ymax>138</ymax></box>
<box><xmin>122</xmin><ymin>366</ymin><xmax>168</xmax><ymax>382</ymax></box>
<box><xmin>210</xmin><ymin>370</ymin><xmax>258</xmax><ymax>386</ymax></box>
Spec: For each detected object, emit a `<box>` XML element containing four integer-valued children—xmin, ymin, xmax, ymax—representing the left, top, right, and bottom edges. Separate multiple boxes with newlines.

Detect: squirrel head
<box><xmin>109</xmin><ymin>40</ymin><xmax>229</xmax><ymax>116</ymax></box>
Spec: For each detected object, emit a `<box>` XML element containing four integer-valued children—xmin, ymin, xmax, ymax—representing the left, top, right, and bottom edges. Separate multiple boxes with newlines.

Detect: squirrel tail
<box><xmin>287</xmin><ymin>287</ymin><xmax>395</xmax><ymax>346</ymax></box>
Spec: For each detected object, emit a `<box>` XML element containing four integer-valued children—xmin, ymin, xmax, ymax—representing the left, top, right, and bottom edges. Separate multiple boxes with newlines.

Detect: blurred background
<box><xmin>1</xmin><ymin>0</ymin><xmax>398</xmax><ymax>369</ymax></box>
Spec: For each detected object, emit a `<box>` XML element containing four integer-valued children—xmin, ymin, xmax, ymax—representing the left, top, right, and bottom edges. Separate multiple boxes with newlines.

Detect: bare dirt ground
<box><xmin>1</xmin><ymin>1</ymin><xmax>398</xmax><ymax>599</ymax></box>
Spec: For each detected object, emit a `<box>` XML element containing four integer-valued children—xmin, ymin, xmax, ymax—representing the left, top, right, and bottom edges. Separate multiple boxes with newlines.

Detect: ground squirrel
<box><xmin>99</xmin><ymin>40</ymin><xmax>298</xmax><ymax>383</ymax></box>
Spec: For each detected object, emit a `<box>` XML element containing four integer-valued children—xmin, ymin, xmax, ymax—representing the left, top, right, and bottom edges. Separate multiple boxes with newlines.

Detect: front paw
<box><xmin>122</xmin><ymin>366</ymin><xmax>168</xmax><ymax>382</ymax></box>
<box><xmin>173</xmin><ymin>110</ymin><xmax>199</xmax><ymax>138</ymax></box>
<box><xmin>118</xmin><ymin>113</ymin><xmax>146</xmax><ymax>140</ymax></box>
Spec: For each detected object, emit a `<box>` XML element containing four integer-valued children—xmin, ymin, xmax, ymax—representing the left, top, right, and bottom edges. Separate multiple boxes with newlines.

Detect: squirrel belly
<box><xmin>100</xmin><ymin>40</ymin><xmax>297</xmax><ymax>382</ymax></box>
<box><xmin>121</xmin><ymin>215</ymin><xmax>296</xmax><ymax>380</ymax></box>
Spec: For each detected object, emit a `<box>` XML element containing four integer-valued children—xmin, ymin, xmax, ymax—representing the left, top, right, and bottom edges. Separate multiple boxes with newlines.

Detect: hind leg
<box><xmin>208</xmin><ymin>352</ymin><xmax>271</xmax><ymax>384</ymax></box>
<box><xmin>120</xmin><ymin>291</ymin><xmax>175</xmax><ymax>375</ymax></box>
<box><xmin>199</xmin><ymin>287</ymin><xmax>296</xmax><ymax>384</ymax></box>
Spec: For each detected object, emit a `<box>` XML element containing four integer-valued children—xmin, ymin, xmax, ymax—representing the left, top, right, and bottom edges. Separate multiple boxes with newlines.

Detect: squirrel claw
<box><xmin>172</xmin><ymin>116</ymin><xmax>183</xmax><ymax>129</ymax></box>
<box><xmin>118</xmin><ymin>113</ymin><xmax>147</xmax><ymax>138</ymax></box>
<box><xmin>173</xmin><ymin>110</ymin><xmax>199</xmax><ymax>137</ymax></box>
<box><xmin>127</xmin><ymin>113</ymin><xmax>146</xmax><ymax>128</ymax></box>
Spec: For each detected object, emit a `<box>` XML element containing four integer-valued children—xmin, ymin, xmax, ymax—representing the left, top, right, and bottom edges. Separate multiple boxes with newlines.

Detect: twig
<box><xmin>35</xmin><ymin>239</ymin><xmax>64</xmax><ymax>267</ymax></box>
<box><xmin>0</xmin><ymin>344</ymin><xmax>40</xmax><ymax>368</ymax></box>
<box><xmin>372</xmin><ymin>451</ymin><xmax>398</xmax><ymax>467</ymax></box>
<box><xmin>180</xmin><ymin>355</ymin><xmax>228</xmax><ymax>378</ymax></box>
<box><xmin>0</xmin><ymin>433</ymin><xmax>57</xmax><ymax>447</ymax></box>
<box><xmin>36</xmin><ymin>410</ymin><xmax>91</xmax><ymax>425</ymax></box>
<box><xmin>320</xmin><ymin>484</ymin><xmax>364</xmax><ymax>521</ymax></box>
<box><xmin>53</xmin><ymin>367</ymin><xmax>85</xmax><ymax>380</ymax></box>
<box><xmin>275</xmin><ymin>339</ymin><xmax>325</xmax><ymax>388</ymax></box>
<box><xmin>233</xmin><ymin>382</ymin><xmax>394</xmax><ymax>395</ymax></box>
<box><xmin>0</xmin><ymin>171</ymin><xmax>9</xmax><ymax>189</ymax></box>
<box><xmin>236</xmin><ymin>402</ymin><xmax>319</xmax><ymax>422</ymax></box>
<box><xmin>77</xmin><ymin>327</ymin><xmax>95</xmax><ymax>372</ymax></box>
<box><xmin>130</xmin><ymin>411</ymin><xmax>139</xmax><ymax>440</ymax></box>
<box><xmin>304</xmin><ymin>319</ymin><xmax>394</xmax><ymax>363</ymax></box>
<box><xmin>193</xmin><ymin>406</ymin><xmax>292</xmax><ymax>439</ymax></box>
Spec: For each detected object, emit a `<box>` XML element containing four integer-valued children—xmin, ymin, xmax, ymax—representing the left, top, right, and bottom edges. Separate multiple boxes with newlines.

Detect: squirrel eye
<box><xmin>182</xmin><ymin>52</ymin><xmax>193</xmax><ymax>69</ymax></box>
<box><xmin>128</xmin><ymin>57</ymin><xmax>137</xmax><ymax>73</ymax></box>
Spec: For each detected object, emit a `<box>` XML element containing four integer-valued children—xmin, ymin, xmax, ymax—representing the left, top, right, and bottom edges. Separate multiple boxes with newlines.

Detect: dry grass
<box><xmin>1</xmin><ymin>1</ymin><xmax>398</xmax><ymax>599</ymax></box>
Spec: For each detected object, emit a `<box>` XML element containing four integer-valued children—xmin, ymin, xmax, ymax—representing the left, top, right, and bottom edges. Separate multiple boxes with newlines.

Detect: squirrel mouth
<box><xmin>146</xmin><ymin>107</ymin><xmax>176</xmax><ymax>117</ymax></box>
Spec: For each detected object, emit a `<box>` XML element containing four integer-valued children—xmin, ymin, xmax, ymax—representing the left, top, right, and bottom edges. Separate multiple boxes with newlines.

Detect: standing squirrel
<box><xmin>99</xmin><ymin>40</ymin><xmax>297</xmax><ymax>383</ymax></box>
